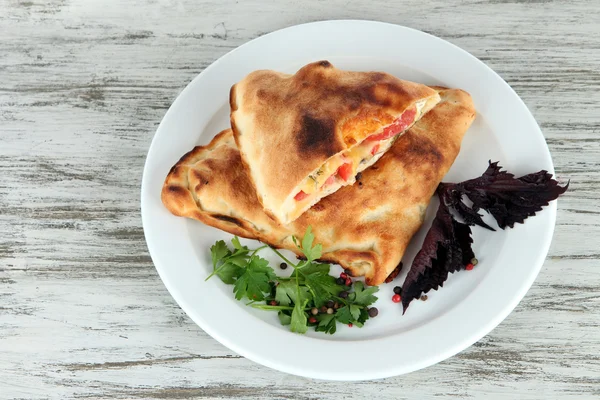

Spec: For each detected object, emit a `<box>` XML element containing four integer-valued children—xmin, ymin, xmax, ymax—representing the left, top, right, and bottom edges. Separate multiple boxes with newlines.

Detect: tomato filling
<box><xmin>295</xmin><ymin>163</ymin><xmax>353</xmax><ymax>201</ymax></box>
<box><xmin>324</xmin><ymin>175</ymin><xmax>336</xmax><ymax>186</ymax></box>
<box><xmin>370</xmin><ymin>144</ymin><xmax>380</xmax><ymax>156</ymax></box>
<box><xmin>294</xmin><ymin>108</ymin><xmax>418</xmax><ymax>201</ymax></box>
<box><xmin>294</xmin><ymin>191</ymin><xmax>309</xmax><ymax>201</ymax></box>
<box><xmin>366</xmin><ymin>108</ymin><xmax>417</xmax><ymax>142</ymax></box>
<box><xmin>336</xmin><ymin>162</ymin><xmax>353</xmax><ymax>181</ymax></box>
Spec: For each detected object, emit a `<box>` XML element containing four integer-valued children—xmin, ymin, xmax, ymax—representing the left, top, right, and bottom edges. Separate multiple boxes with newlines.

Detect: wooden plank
<box><xmin>1</xmin><ymin>0</ymin><xmax>599</xmax><ymax>398</ymax></box>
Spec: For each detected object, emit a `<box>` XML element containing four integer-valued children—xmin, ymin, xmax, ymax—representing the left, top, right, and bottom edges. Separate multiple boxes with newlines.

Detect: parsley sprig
<box><xmin>207</xmin><ymin>227</ymin><xmax>379</xmax><ymax>335</ymax></box>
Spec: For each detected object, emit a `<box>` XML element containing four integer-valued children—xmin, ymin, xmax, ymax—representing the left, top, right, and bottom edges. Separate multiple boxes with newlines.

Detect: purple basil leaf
<box><xmin>439</xmin><ymin>183</ymin><xmax>495</xmax><ymax>231</ymax></box>
<box><xmin>458</xmin><ymin>162</ymin><xmax>568</xmax><ymax>229</ymax></box>
<box><xmin>401</xmin><ymin>202</ymin><xmax>474</xmax><ymax>313</ymax></box>
<box><xmin>401</xmin><ymin>161</ymin><xmax>567</xmax><ymax>314</ymax></box>
<box><xmin>441</xmin><ymin>161</ymin><xmax>568</xmax><ymax>229</ymax></box>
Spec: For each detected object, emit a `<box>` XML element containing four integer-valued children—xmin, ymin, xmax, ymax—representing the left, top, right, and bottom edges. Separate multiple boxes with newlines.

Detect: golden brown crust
<box><xmin>162</xmin><ymin>88</ymin><xmax>476</xmax><ymax>285</ymax></box>
<box><xmin>161</xmin><ymin>129</ymin><xmax>280</xmax><ymax>239</ymax></box>
<box><xmin>230</xmin><ymin>61</ymin><xmax>440</xmax><ymax>223</ymax></box>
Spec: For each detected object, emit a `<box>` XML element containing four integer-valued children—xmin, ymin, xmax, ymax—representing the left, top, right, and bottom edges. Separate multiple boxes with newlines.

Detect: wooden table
<box><xmin>2</xmin><ymin>1</ymin><xmax>599</xmax><ymax>398</ymax></box>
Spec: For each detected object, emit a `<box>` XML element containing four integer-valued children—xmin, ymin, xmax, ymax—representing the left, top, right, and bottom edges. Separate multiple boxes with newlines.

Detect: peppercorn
<box><xmin>344</xmin><ymin>268</ymin><xmax>352</xmax><ymax>275</ymax></box>
<box><xmin>308</xmin><ymin>317</ymin><xmax>317</xmax><ymax>324</ymax></box>
<box><xmin>311</xmin><ymin>307</ymin><xmax>319</xmax><ymax>315</ymax></box>
<box><xmin>326</xmin><ymin>307</ymin><xmax>334</xmax><ymax>315</ymax></box>
<box><xmin>340</xmin><ymin>272</ymin><xmax>348</xmax><ymax>279</ymax></box>
<box><xmin>421</xmin><ymin>295</ymin><xmax>428</xmax><ymax>301</ymax></box>
<box><xmin>471</xmin><ymin>257</ymin><xmax>478</xmax><ymax>266</ymax></box>
<box><xmin>368</xmin><ymin>307</ymin><xmax>379</xmax><ymax>317</ymax></box>
<box><xmin>393</xmin><ymin>286</ymin><xmax>402</xmax><ymax>295</ymax></box>
<box><xmin>336</xmin><ymin>277</ymin><xmax>346</xmax><ymax>285</ymax></box>
<box><xmin>326</xmin><ymin>300</ymin><xmax>335</xmax><ymax>308</ymax></box>
<box><xmin>392</xmin><ymin>294</ymin><xmax>401</xmax><ymax>303</ymax></box>
<box><xmin>345</xmin><ymin>278</ymin><xmax>352</xmax><ymax>286</ymax></box>
<box><xmin>348</xmin><ymin>323</ymin><xmax>353</xmax><ymax>327</ymax></box>
<box><xmin>334</xmin><ymin>302</ymin><xmax>340</xmax><ymax>309</ymax></box>
<box><xmin>279</xmin><ymin>262</ymin><xmax>287</xmax><ymax>270</ymax></box>
<box><xmin>339</xmin><ymin>291</ymin><xmax>349</xmax><ymax>299</ymax></box>
<box><xmin>319</xmin><ymin>306</ymin><xmax>328</xmax><ymax>313</ymax></box>
<box><xmin>269</xmin><ymin>300</ymin><xmax>278</xmax><ymax>306</ymax></box>
<box><xmin>465</xmin><ymin>263</ymin><xmax>474</xmax><ymax>271</ymax></box>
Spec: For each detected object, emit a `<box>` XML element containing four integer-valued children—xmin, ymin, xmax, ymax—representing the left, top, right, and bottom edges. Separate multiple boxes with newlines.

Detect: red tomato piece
<box><xmin>294</xmin><ymin>190</ymin><xmax>309</xmax><ymax>201</ymax></box>
<box><xmin>371</xmin><ymin>144</ymin><xmax>380</xmax><ymax>156</ymax></box>
<box><xmin>336</xmin><ymin>163</ymin><xmax>353</xmax><ymax>181</ymax></box>
<box><xmin>366</xmin><ymin>107</ymin><xmax>417</xmax><ymax>141</ymax></box>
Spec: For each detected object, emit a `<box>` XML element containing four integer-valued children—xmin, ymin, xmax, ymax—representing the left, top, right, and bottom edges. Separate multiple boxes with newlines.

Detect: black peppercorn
<box><xmin>279</xmin><ymin>262</ymin><xmax>287</xmax><ymax>270</ymax></box>
<box><xmin>368</xmin><ymin>307</ymin><xmax>378</xmax><ymax>318</ymax></box>
<box><xmin>339</xmin><ymin>291</ymin><xmax>349</xmax><ymax>299</ymax></box>
<box><xmin>336</xmin><ymin>277</ymin><xmax>345</xmax><ymax>285</ymax></box>
<box><xmin>326</xmin><ymin>300</ymin><xmax>335</xmax><ymax>308</ymax></box>
<box><xmin>393</xmin><ymin>286</ymin><xmax>402</xmax><ymax>295</ymax></box>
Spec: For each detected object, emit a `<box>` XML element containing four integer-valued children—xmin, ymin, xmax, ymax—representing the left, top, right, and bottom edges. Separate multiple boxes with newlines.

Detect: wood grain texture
<box><xmin>1</xmin><ymin>0</ymin><xmax>599</xmax><ymax>398</ymax></box>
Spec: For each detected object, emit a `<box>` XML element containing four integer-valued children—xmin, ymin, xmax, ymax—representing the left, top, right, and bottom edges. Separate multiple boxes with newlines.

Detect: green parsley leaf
<box><xmin>352</xmin><ymin>281</ymin><xmax>379</xmax><ymax>307</ymax></box>
<box><xmin>293</xmin><ymin>226</ymin><xmax>322</xmax><ymax>262</ymax></box>
<box><xmin>315</xmin><ymin>313</ymin><xmax>337</xmax><ymax>334</ymax></box>
<box><xmin>210</xmin><ymin>240</ymin><xmax>230</xmax><ymax>269</ymax></box>
<box><xmin>303</xmin><ymin>273</ymin><xmax>343</xmax><ymax>307</ymax></box>
<box><xmin>215</xmin><ymin>262</ymin><xmax>243</xmax><ymax>284</ymax></box>
<box><xmin>350</xmin><ymin>304</ymin><xmax>361</xmax><ymax>320</ymax></box>
<box><xmin>275</xmin><ymin>280</ymin><xmax>311</xmax><ymax>306</ymax></box>
<box><xmin>227</xmin><ymin>253</ymin><xmax>250</xmax><ymax>267</ymax></box>
<box><xmin>302</xmin><ymin>226</ymin><xmax>322</xmax><ymax>261</ymax></box>
<box><xmin>335</xmin><ymin>305</ymin><xmax>352</xmax><ymax>324</ymax></box>
<box><xmin>231</xmin><ymin>236</ymin><xmax>245</xmax><ymax>250</ymax></box>
<box><xmin>336</xmin><ymin>304</ymin><xmax>362</xmax><ymax>324</ymax></box>
<box><xmin>356</xmin><ymin>308</ymin><xmax>369</xmax><ymax>327</ymax></box>
<box><xmin>233</xmin><ymin>256</ymin><xmax>276</xmax><ymax>301</ymax></box>
<box><xmin>278</xmin><ymin>311</ymin><xmax>291</xmax><ymax>326</ymax></box>
<box><xmin>298</xmin><ymin>262</ymin><xmax>330</xmax><ymax>276</ymax></box>
<box><xmin>308</xmin><ymin>246</ymin><xmax>322</xmax><ymax>262</ymax></box>
<box><xmin>301</xmin><ymin>226</ymin><xmax>315</xmax><ymax>255</ymax></box>
<box><xmin>290</xmin><ymin>299</ymin><xmax>308</xmax><ymax>334</ymax></box>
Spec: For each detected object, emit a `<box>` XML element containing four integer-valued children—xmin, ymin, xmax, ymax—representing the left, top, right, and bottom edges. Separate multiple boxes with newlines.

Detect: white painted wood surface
<box><xmin>1</xmin><ymin>0</ymin><xmax>599</xmax><ymax>398</ymax></box>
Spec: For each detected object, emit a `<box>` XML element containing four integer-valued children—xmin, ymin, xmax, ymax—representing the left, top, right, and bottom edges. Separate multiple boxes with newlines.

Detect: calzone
<box><xmin>162</xmin><ymin>88</ymin><xmax>475</xmax><ymax>285</ymax></box>
<box><xmin>230</xmin><ymin>61</ymin><xmax>441</xmax><ymax>224</ymax></box>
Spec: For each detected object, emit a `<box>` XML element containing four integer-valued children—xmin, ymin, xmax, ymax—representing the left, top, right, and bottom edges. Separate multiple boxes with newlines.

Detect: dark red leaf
<box><xmin>401</xmin><ymin>161</ymin><xmax>567</xmax><ymax>314</ymax></box>
<box><xmin>401</xmin><ymin>202</ymin><xmax>474</xmax><ymax>313</ymax></box>
<box><xmin>440</xmin><ymin>161</ymin><xmax>568</xmax><ymax>229</ymax></box>
<box><xmin>439</xmin><ymin>182</ymin><xmax>495</xmax><ymax>231</ymax></box>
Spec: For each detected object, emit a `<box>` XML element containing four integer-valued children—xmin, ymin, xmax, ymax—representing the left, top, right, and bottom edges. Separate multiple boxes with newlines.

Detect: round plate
<box><xmin>141</xmin><ymin>20</ymin><xmax>556</xmax><ymax>380</ymax></box>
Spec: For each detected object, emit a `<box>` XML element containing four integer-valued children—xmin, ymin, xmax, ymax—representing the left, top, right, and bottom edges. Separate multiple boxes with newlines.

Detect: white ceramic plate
<box><xmin>141</xmin><ymin>20</ymin><xmax>556</xmax><ymax>380</ymax></box>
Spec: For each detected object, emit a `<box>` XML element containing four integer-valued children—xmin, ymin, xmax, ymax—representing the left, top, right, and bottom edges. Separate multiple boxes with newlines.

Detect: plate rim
<box><xmin>141</xmin><ymin>19</ymin><xmax>557</xmax><ymax>380</ymax></box>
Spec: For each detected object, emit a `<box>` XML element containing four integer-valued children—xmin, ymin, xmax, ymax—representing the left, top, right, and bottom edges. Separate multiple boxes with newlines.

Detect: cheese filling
<box><xmin>285</xmin><ymin>100</ymin><xmax>428</xmax><ymax>219</ymax></box>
